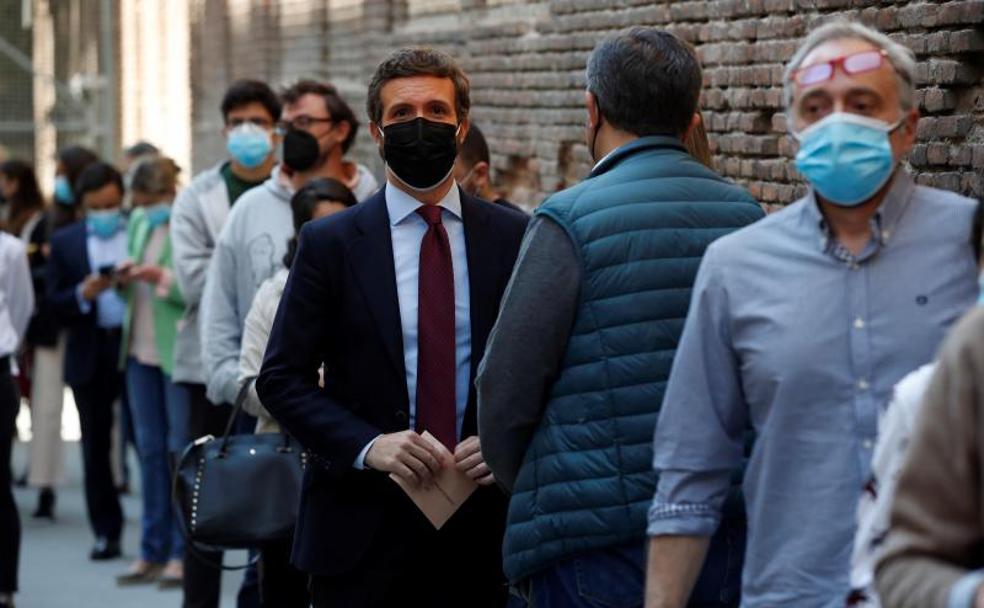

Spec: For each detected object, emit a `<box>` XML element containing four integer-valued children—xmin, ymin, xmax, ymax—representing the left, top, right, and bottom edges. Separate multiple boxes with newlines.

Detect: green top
<box><xmin>119</xmin><ymin>207</ymin><xmax>185</xmax><ymax>376</ymax></box>
<box><xmin>221</xmin><ymin>162</ymin><xmax>268</xmax><ymax>206</ymax></box>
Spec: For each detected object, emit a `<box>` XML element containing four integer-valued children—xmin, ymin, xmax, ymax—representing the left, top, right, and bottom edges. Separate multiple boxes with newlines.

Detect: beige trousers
<box><xmin>27</xmin><ymin>336</ymin><xmax>66</xmax><ymax>488</ymax></box>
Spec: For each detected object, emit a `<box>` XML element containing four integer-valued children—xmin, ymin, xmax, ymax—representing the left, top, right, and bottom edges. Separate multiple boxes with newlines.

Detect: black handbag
<box><xmin>173</xmin><ymin>378</ymin><xmax>306</xmax><ymax>568</ymax></box>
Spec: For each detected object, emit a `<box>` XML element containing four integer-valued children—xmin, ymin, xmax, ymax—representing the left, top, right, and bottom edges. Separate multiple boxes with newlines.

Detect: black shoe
<box><xmin>32</xmin><ymin>488</ymin><xmax>55</xmax><ymax>520</ymax></box>
<box><xmin>90</xmin><ymin>537</ymin><xmax>122</xmax><ymax>561</ymax></box>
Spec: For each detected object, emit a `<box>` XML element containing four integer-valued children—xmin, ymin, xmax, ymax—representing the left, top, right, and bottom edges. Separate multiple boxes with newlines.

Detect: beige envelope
<box><xmin>390</xmin><ymin>431</ymin><xmax>478</xmax><ymax>529</ymax></box>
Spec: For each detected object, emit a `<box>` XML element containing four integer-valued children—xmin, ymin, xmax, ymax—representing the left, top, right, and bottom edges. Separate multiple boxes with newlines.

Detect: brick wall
<box><xmin>189</xmin><ymin>0</ymin><xmax>984</xmax><ymax>207</ymax></box>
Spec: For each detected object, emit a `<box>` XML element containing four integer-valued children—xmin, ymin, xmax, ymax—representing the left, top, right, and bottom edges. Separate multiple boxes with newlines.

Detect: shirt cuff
<box><xmin>948</xmin><ymin>569</ymin><xmax>984</xmax><ymax>608</ymax></box>
<box><xmin>76</xmin><ymin>283</ymin><xmax>92</xmax><ymax>314</ymax></box>
<box><xmin>647</xmin><ymin>500</ymin><xmax>721</xmax><ymax>537</ymax></box>
<box><xmin>353</xmin><ymin>435</ymin><xmax>381</xmax><ymax>470</ymax></box>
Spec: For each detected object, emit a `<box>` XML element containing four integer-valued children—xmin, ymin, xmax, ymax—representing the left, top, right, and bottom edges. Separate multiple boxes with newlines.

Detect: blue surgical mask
<box><xmin>144</xmin><ymin>202</ymin><xmax>171</xmax><ymax>230</ymax></box>
<box><xmin>794</xmin><ymin>112</ymin><xmax>903</xmax><ymax>207</ymax></box>
<box><xmin>86</xmin><ymin>208</ymin><xmax>124</xmax><ymax>240</ymax></box>
<box><xmin>227</xmin><ymin>123</ymin><xmax>273</xmax><ymax>169</ymax></box>
<box><xmin>54</xmin><ymin>175</ymin><xmax>74</xmax><ymax>206</ymax></box>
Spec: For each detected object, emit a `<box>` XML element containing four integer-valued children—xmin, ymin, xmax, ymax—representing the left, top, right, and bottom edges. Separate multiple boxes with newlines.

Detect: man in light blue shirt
<box><xmin>644</xmin><ymin>22</ymin><xmax>980</xmax><ymax>608</ymax></box>
<box><xmin>46</xmin><ymin>162</ymin><xmax>129</xmax><ymax>560</ymax></box>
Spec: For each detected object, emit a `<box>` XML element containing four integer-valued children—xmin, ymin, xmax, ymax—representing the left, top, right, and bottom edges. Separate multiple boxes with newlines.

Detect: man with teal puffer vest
<box><xmin>477</xmin><ymin>28</ymin><xmax>764</xmax><ymax>608</ymax></box>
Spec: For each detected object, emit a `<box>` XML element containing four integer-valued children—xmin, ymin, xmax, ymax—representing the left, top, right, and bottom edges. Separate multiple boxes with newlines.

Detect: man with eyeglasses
<box><xmin>170</xmin><ymin>78</ymin><xmax>282</xmax><ymax>608</ymax></box>
<box><xmin>643</xmin><ymin>21</ymin><xmax>979</xmax><ymax>608</ymax></box>
<box><xmin>201</xmin><ymin>79</ymin><xmax>376</xmax><ymax>411</ymax></box>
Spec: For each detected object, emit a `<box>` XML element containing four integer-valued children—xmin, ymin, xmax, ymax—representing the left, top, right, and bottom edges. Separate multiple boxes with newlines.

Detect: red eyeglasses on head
<box><xmin>792</xmin><ymin>49</ymin><xmax>889</xmax><ymax>87</ymax></box>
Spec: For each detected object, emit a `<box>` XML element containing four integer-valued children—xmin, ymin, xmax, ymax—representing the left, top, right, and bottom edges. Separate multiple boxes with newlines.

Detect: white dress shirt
<box><xmin>0</xmin><ymin>232</ymin><xmax>34</xmax><ymax>358</ymax></box>
<box><xmin>355</xmin><ymin>181</ymin><xmax>472</xmax><ymax>468</ymax></box>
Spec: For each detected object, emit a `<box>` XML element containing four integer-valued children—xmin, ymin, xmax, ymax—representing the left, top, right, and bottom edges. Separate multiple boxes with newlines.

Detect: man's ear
<box><xmin>894</xmin><ymin>108</ymin><xmax>920</xmax><ymax>158</ymax></box>
<box><xmin>332</xmin><ymin>121</ymin><xmax>352</xmax><ymax>148</ymax></box>
<box><xmin>457</xmin><ymin>117</ymin><xmax>471</xmax><ymax>147</ymax></box>
<box><xmin>473</xmin><ymin>161</ymin><xmax>491</xmax><ymax>188</ymax></box>
<box><xmin>369</xmin><ymin>122</ymin><xmax>382</xmax><ymax>146</ymax></box>
<box><xmin>682</xmin><ymin>112</ymin><xmax>702</xmax><ymax>143</ymax></box>
<box><xmin>585</xmin><ymin>91</ymin><xmax>601</xmax><ymax>131</ymax></box>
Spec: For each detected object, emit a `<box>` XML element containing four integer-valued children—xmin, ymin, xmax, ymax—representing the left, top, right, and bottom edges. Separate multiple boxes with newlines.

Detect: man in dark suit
<box><xmin>47</xmin><ymin>162</ymin><xmax>127</xmax><ymax>560</ymax></box>
<box><xmin>257</xmin><ymin>48</ymin><xmax>528</xmax><ymax>607</ymax></box>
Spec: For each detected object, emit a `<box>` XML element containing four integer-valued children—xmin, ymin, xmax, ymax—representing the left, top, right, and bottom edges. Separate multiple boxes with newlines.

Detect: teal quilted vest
<box><xmin>503</xmin><ymin>136</ymin><xmax>764</xmax><ymax>582</ymax></box>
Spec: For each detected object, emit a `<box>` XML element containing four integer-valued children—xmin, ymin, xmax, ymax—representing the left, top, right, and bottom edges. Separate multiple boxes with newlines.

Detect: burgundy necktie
<box><xmin>415</xmin><ymin>205</ymin><xmax>457</xmax><ymax>450</ymax></box>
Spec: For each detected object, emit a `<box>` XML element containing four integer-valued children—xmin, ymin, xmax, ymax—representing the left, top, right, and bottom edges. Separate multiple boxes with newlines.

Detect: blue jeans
<box><xmin>125</xmin><ymin>359</ymin><xmax>190</xmax><ymax>562</ymax></box>
<box><xmin>530</xmin><ymin>521</ymin><xmax>744</xmax><ymax>608</ymax></box>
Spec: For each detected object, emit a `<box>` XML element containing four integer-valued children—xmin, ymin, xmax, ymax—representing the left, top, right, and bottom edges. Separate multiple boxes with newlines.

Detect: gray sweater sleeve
<box><xmin>477</xmin><ymin>215</ymin><xmax>581</xmax><ymax>493</ymax></box>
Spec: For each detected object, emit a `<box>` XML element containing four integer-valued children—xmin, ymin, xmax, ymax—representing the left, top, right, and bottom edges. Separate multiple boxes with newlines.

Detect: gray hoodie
<box><xmin>169</xmin><ymin>163</ymin><xmax>231</xmax><ymax>385</ymax></box>
<box><xmin>201</xmin><ymin>166</ymin><xmax>294</xmax><ymax>406</ymax></box>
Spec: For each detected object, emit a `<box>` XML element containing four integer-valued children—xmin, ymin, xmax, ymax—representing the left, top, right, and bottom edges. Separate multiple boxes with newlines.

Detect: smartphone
<box><xmin>98</xmin><ymin>264</ymin><xmax>116</xmax><ymax>278</ymax></box>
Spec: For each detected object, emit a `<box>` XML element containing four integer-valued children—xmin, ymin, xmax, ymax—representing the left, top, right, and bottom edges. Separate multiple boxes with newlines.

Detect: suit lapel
<box><xmin>461</xmin><ymin>192</ymin><xmax>498</xmax><ymax>437</ymax></box>
<box><xmin>349</xmin><ymin>193</ymin><xmax>408</xmax><ymax>399</ymax></box>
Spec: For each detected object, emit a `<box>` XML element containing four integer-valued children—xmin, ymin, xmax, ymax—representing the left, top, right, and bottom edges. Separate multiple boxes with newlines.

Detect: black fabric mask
<box><xmin>282</xmin><ymin>128</ymin><xmax>321</xmax><ymax>173</ymax></box>
<box><xmin>382</xmin><ymin>118</ymin><xmax>458</xmax><ymax>192</ymax></box>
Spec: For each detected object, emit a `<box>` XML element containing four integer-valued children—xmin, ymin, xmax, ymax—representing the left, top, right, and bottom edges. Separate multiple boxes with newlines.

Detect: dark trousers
<box><xmin>0</xmin><ymin>357</ymin><xmax>21</xmax><ymax>593</ymax></box>
<box><xmin>259</xmin><ymin>538</ymin><xmax>308</xmax><ymax>608</ymax></box>
<box><xmin>181</xmin><ymin>382</ymin><xmax>231</xmax><ymax>608</ymax></box>
<box><xmin>69</xmin><ymin>330</ymin><xmax>124</xmax><ymax>541</ymax></box>
<box><xmin>311</xmin><ymin>489</ymin><xmax>508</xmax><ymax>608</ymax></box>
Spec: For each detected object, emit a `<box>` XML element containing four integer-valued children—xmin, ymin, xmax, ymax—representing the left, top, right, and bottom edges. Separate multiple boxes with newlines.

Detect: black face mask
<box><xmin>282</xmin><ymin>128</ymin><xmax>321</xmax><ymax>173</ymax></box>
<box><xmin>382</xmin><ymin>117</ymin><xmax>458</xmax><ymax>192</ymax></box>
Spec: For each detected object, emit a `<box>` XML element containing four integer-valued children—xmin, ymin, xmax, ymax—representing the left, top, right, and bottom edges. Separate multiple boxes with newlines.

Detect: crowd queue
<box><xmin>0</xmin><ymin>19</ymin><xmax>982</xmax><ymax>608</ymax></box>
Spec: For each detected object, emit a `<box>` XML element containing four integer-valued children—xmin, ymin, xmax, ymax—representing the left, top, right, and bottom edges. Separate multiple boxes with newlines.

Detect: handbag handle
<box><xmin>218</xmin><ymin>376</ymin><xmax>292</xmax><ymax>456</ymax></box>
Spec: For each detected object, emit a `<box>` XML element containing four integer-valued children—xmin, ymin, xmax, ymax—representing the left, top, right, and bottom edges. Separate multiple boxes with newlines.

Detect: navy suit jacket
<box><xmin>47</xmin><ymin>221</ymin><xmax>104</xmax><ymax>386</ymax></box>
<box><xmin>257</xmin><ymin>187</ymin><xmax>528</xmax><ymax>576</ymax></box>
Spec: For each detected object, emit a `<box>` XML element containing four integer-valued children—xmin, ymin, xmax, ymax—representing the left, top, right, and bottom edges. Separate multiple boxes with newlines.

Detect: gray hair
<box><xmin>783</xmin><ymin>21</ymin><xmax>917</xmax><ymax>114</ymax></box>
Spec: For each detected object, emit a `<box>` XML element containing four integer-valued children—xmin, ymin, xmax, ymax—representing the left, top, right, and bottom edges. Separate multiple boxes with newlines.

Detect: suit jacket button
<box><xmin>395</xmin><ymin>411</ymin><xmax>408</xmax><ymax>425</ymax></box>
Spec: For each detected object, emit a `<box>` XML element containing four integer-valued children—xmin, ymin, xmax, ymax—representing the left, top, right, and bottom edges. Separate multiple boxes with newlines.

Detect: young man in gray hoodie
<box><xmin>169</xmin><ymin>78</ymin><xmax>282</xmax><ymax>608</ymax></box>
<box><xmin>201</xmin><ymin>80</ymin><xmax>377</xmax><ymax>409</ymax></box>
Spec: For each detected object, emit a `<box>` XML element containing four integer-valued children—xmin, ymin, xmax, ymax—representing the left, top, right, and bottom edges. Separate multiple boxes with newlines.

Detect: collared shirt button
<box><xmin>858</xmin><ymin>379</ymin><xmax>870</xmax><ymax>391</ymax></box>
<box><xmin>854</xmin><ymin>318</ymin><xmax>865</xmax><ymax>330</ymax></box>
<box><xmin>850</xmin><ymin>262</ymin><xmax>860</xmax><ymax>271</ymax></box>
<box><xmin>862</xmin><ymin>439</ymin><xmax>874</xmax><ymax>450</ymax></box>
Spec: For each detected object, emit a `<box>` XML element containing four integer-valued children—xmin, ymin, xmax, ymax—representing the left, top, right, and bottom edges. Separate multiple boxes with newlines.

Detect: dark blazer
<box><xmin>46</xmin><ymin>221</ymin><xmax>101</xmax><ymax>386</ymax></box>
<box><xmin>257</xmin><ymin>188</ymin><xmax>528</xmax><ymax>577</ymax></box>
<box><xmin>25</xmin><ymin>213</ymin><xmax>59</xmax><ymax>347</ymax></box>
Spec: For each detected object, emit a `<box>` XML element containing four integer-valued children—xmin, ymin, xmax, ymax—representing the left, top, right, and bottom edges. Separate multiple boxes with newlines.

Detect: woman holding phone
<box><xmin>115</xmin><ymin>157</ymin><xmax>188</xmax><ymax>589</ymax></box>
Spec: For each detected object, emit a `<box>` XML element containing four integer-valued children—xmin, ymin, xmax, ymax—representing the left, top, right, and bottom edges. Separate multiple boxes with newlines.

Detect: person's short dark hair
<box><xmin>367</xmin><ymin>48</ymin><xmax>470</xmax><ymax>126</ymax></box>
<box><xmin>282</xmin><ymin>80</ymin><xmax>359</xmax><ymax>154</ymax></box>
<box><xmin>586</xmin><ymin>27</ymin><xmax>702</xmax><ymax>137</ymax></box>
<box><xmin>221</xmin><ymin>79</ymin><xmax>282</xmax><ymax>126</ymax></box>
<box><xmin>57</xmin><ymin>145</ymin><xmax>99</xmax><ymax>194</ymax></box>
<box><xmin>459</xmin><ymin>123</ymin><xmax>490</xmax><ymax>171</ymax></box>
<box><xmin>75</xmin><ymin>162</ymin><xmax>124</xmax><ymax>204</ymax></box>
<box><xmin>284</xmin><ymin>178</ymin><xmax>358</xmax><ymax>267</ymax></box>
<box><xmin>124</xmin><ymin>141</ymin><xmax>160</xmax><ymax>159</ymax></box>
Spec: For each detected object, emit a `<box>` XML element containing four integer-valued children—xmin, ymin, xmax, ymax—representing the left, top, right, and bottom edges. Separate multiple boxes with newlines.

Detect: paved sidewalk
<box><xmin>11</xmin><ymin>439</ymin><xmax>244</xmax><ymax>608</ymax></box>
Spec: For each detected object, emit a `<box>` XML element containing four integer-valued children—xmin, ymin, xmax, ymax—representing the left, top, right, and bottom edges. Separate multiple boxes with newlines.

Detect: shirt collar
<box><xmin>385</xmin><ymin>180</ymin><xmax>463</xmax><ymax>227</ymax></box>
<box><xmin>803</xmin><ymin>168</ymin><xmax>916</xmax><ymax>255</ymax></box>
